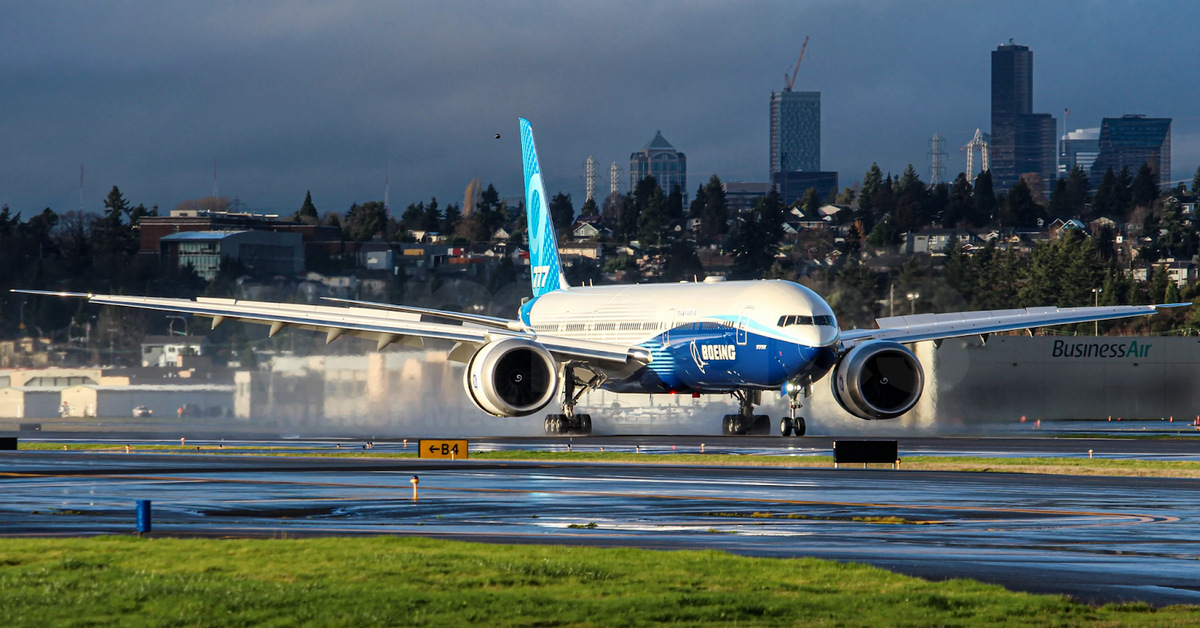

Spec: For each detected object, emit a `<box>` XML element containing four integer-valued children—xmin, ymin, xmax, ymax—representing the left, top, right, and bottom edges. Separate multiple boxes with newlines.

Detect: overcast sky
<box><xmin>3</xmin><ymin>1</ymin><xmax>1198</xmax><ymax>218</ymax></box>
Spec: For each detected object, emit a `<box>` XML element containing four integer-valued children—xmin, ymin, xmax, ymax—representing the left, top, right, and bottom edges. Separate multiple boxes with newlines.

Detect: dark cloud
<box><xmin>2</xmin><ymin>1</ymin><xmax>1197</xmax><ymax>217</ymax></box>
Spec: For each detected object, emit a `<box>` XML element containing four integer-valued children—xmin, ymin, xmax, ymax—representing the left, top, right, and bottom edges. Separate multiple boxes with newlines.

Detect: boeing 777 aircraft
<box><xmin>17</xmin><ymin>118</ymin><xmax>1187</xmax><ymax>436</ymax></box>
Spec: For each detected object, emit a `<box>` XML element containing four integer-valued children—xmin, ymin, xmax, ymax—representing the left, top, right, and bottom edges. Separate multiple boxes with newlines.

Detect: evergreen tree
<box><xmin>699</xmin><ymin>175</ymin><xmax>728</xmax><ymax>242</ymax></box>
<box><xmin>798</xmin><ymin>187</ymin><xmax>821</xmax><ymax>219</ymax></box>
<box><xmin>579</xmin><ymin>197</ymin><xmax>599</xmax><ymax>217</ymax></box>
<box><xmin>687</xmin><ymin>183</ymin><xmax>707</xmax><ymax>219</ymax></box>
<box><xmin>858</xmin><ymin>163</ymin><xmax>883</xmax><ymax>216</ymax></box>
<box><xmin>665</xmin><ymin>183</ymin><xmax>685</xmax><ymax>225</ymax></box>
<box><xmin>1131</xmin><ymin>162</ymin><xmax>1159</xmax><ymax>208</ymax></box>
<box><xmin>440</xmin><ymin>203</ymin><xmax>461</xmax><ymax>236</ymax></box>
<box><xmin>972</xmin><ymin>170</ymin><xmax>996</xmax><ymax>226</ymax></box>
<box><xmin>343</xmin><ymin>201</ymin><xmax>387</xmax><ymax>241</ymax></box>
<box><xmin>942</xmin><ymin>173</ymin><xmax>973</xmax><ymax>227</ymax></box>
<box><xmin>1065</xmin><ymin>165</ymin><xmax>1091</xmax><ymax>217</ymax></box>
<box><xmin>549</xmin><ymin>192</ymin><xmax>575</xmax><ymax>234</ymax></box>
<box><xmin>636</xmin><ymin>186</ymin><xmax>667</xmax><ymax>246</ymax></box>
<box><xmin>1093</xmin><ymin>166</ymin><xmax>1119</xmax><ymax>219</ymax></box>
<box><xmin>893</xmin><ymin>164</ymin><xmax>926</xmax><ymax>232</ymax></box>
<box><xmin>1047</xmin><ymin>178</ymin><xmax>1069</xmax><ymax>217</ymax></box>
<box><xmin>1116</xmin><ymin>166</ymin><xmax>1134</xmax><ymax>215</ymax></box>
<box><xmin>1192</xmin><ymin>165</ymin><xmax>1200</xmax><ymax>196</ymax></box>
<box><xmin>999</xmin><ymin>177</ymin><xmax>1043</xmax><ymax>228</ymax></box>
<box><xmin>298</xmin><ymin>191</ymin><xmax>319</xmax><ymax>224</ymax></box>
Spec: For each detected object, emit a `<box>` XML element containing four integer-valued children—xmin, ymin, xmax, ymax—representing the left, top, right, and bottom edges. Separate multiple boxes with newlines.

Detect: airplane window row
<box><xmin>777</xmin><ymin>314</ymin><xmax>835</xmax><ymax>327</ymax></box>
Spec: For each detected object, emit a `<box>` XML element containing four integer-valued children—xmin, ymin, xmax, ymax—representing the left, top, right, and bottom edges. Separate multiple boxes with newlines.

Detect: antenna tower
<box><xmin>927</xmin><ymin>132</ymin><xmax>947</xmax><ymax>186</ymax></box>
<box><xmin>384</xmin><ymin>164</ymin><xmax>390</xmax><ymax>219</ymax></box>
<box><xmin>609</xmin><ymin>162</ymin><xmax>621</xmax><ymax>197</ymax></box>
<box><xmin>962</xmin><ymin>129</ymin><xmax>990</xmax><ymax>179</ymax></box>
<box><xmin>78</xmin><ymin>164</ymin><xmax>84</xmax><ymax>212</ymax></box>
<box><xmin>213</xmin><ymin>160</ymin><xmax>219</xmax><ymax>199</ymax></box>
<box><xmin>585</xmin><ymin>156</ymin><xmax>596</xmax><ymax>202</ymax></box>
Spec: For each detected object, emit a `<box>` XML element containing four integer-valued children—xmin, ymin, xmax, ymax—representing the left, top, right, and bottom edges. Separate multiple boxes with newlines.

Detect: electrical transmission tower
<box><xmin>609</xmin><ymin>162</ymin><xmax>621</xmax><ymax>197</ymax></box>
<box><xmin>927</xmin><ymin>133</ymin><xmax>947</xmax><ymax>186</ymax></box>
<box><xmin>962</xmin><ymin>129</ymin><xmax>990</xmax><ymax>179</ymax></box>
<box><xmin>585</xmin><ymin>156</ymin><xmax>596</xmax><ymax>202</ymax></box>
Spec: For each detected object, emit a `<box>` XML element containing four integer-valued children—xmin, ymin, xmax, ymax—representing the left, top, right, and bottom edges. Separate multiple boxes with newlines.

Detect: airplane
<box><xmin>16</xmin><ymin>118</ymin><xmax>1188</xmax><ymax>437</ymax></box>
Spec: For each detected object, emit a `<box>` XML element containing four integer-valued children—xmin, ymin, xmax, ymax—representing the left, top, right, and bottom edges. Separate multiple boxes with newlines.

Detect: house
<box><xmin>904</xmin><ymin>228</ymin><xmax>973</xmax><ymax>255</ymax></box>
<box><xmin>1047</xmin><ymin>218</ymin><xmax>1089</xmax><ymax>240</ymax></box>
<box><xmin>571</xmin><ymin>220</ymin><xmax>610</xmax><ymax>241</ymax></box>
<box><xmin>140</xmin><ymin>335</ymin><xmax>206</xmax><ymax>368</ymax></box>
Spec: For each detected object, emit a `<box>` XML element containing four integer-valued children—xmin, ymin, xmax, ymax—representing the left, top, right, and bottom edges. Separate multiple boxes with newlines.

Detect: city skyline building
<box><xmin>1059</xmin><ymin>127</ymin><xmax>1101</xmax><ymax>179</ymax></box>
<box><xmin>1090</xmin><ymin>114</ymin><xmax>1172</xmax><ymax>188</ymax></box>
<box><xmin>629</xmin><ymin>130</ymin><xmax>687</xmax><ymax>198</ymax></box>
<box><xmin>990</xmin><ymin>41</ymin><xmax>1056</xmax><ymax>191</ymax></box>
<box><xmin>770</xmin><ymin>90</ymin><xmax>821</xmax><ymax>175</ymax></box>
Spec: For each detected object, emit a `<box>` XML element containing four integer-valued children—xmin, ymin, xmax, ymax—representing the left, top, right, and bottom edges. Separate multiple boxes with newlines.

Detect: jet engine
<box><xmin>830</xmin><ymin>341</ymin><xmax>924</xmax><ymax>420</ymax></box>
<box><xmin>463</xmin><ymin>337</ymin><xmax>559</xmax><ymax>417</ymax></box>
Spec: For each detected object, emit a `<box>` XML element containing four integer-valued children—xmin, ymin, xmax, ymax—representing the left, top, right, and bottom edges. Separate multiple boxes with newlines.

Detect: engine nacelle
<box><xmin>831</xmin><ymin>341</ymin><xmax>924</xmax><ymax>420</ymax></box>
<box><xmin>463</xmin><ymin>337</ymin><xmax>559</xmax><ymax>417</ymax></box>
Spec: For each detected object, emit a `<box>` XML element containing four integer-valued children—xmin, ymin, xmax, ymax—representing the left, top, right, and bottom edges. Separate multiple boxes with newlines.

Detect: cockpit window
<box><xmin>778</xmin><ymin>314</ymin><xmax>836</xmax><ymax>327</ymax></box>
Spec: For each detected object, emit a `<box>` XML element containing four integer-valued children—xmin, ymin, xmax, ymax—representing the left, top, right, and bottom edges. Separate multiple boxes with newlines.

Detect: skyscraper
<box><xmin>770</xmin><ymin>90</ymin><xmax>821</xmax><ymax>174</ymax></box>
<box><xmin>629</xmin><ymin>130</ymin><xmax>686</xmax><ymax>197</ymax></box>
<box><xmin>1059</xmin><ymin>128</ymin><xmax>1101</xmax><ymax>179</ymax></box>
<box><xmin>990</xmin><ymin>41</ymin><xmax>1056</xmax><ymax>191</ymax></box>
<box><xmin>1090</xmin><ymin>115</ymin><xmax>1172</xmax><ymax>188</ymax></box>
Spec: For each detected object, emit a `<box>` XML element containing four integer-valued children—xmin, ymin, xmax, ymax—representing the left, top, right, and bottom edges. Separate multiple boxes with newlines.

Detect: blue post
<box><xmin>136</xmin><ymin>500</ymin><xmax>152</xmax><ymax>534</ymax></box>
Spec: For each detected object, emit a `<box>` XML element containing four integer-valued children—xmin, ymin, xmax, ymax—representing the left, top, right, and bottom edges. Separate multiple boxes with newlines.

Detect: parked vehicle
<box><xmin>132</xmin><ymin>405</ymin><xmax>153</xmax><ymax>418</ymax></box>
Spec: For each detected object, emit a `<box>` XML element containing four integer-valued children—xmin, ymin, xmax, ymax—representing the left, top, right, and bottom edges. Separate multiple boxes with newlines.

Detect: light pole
<box><xmin>1092</xmin><ymin>287</ymin><xmax>1103</xmax><ymax>335</ymax></box>
<box><xmin>906</xmin><ymin>291</ymin><xmax>920</xmax><ymax>315</ymax></box>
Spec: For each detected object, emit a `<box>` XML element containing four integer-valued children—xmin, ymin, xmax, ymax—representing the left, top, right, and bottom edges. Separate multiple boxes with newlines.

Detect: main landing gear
<box><xmin>544</xmin><ymin>366</ymin><xmax>604</xmax><ymax>436</ymax></box>
<box><xmin>722</xmin><ymin>390</ymin><xmax>770</xmax><ymax>435</ymax></box>
<box><xmin>722</xmin><ymin>381</ymin><xmax>811</xmax><ymax>437</ymax></box>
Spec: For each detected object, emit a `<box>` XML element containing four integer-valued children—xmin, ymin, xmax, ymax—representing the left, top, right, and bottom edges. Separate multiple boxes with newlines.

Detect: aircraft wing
<box><xmin>839</xmin><ymin>303</ymin><xmax>1190</xmax><ymax>348</ymax></box>
<box><xmin>13</xmin><ymin>290</ymin><xmax>649</xmax><ymax>368</ymax></box>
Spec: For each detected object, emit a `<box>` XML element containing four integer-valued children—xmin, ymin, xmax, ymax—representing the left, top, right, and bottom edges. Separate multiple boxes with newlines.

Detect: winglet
<box><xmin>519</xmin><ymin>118</ymin><xmax>569</xmax><ymax>297</ymax></box>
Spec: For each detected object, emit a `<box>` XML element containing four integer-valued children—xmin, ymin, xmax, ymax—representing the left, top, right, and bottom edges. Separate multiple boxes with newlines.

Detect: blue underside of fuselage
<box><xmin>602</xmin><ymin>327</ymin><xmax>837</xmax><ymax>394</ymax></box>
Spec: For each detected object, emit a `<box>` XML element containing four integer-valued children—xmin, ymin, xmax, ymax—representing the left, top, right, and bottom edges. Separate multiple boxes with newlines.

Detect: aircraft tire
<box><xmin>793</xmin><ymin>416</ymin><xmax>806</xmax><ymax>437</ymax></box>
<box><xmin>722</xmin><ymin>415</ymin><xmax>733</xmax><ymax>435</ymax></box>
<box><xmin>779</xmin><ymin>417</ymin><xmax>793</xmax><ymax>437</ymax></box>
<box><xmin>578</xmin><ymin>414</ymin><xmax>592</xmax><ymax>435</ymax></box>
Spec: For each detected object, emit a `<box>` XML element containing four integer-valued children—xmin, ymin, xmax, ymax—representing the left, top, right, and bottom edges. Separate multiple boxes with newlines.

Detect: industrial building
<box><xmin>159</xmin><ymin>230</ymin><xmax>304</xmax><ymax>280</ymax></box>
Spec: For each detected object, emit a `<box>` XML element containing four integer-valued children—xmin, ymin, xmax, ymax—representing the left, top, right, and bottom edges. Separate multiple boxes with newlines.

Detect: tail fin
<box><xmin>519</xmin><ymin>117</ymin><xmax>569</xmax><ymax>297</ymax></box>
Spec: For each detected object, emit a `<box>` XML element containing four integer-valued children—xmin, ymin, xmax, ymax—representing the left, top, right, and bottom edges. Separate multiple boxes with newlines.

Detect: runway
<box><xmin>4</xmin><ymin>441</ymin><xmax>1200</xmax><ymax>606</ymax></box>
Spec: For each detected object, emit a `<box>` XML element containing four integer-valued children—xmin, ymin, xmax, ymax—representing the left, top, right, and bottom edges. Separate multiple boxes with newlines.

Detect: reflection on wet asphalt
<box><xmin>4</xmin><ymin>440</ymin><xmax>1200</xmax><ymax>607</ymax></box>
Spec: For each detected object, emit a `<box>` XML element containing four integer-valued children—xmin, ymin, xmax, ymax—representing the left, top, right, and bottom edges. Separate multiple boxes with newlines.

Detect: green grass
<box><xmin>19</xmin><ymin>444</ymin><xmax>1200</xmax><ymax>477</ymax></box>
<box><xmin>0</xmin><ymin>536</ymin><xmax>1196</xmax><ymax>626</ymax></box>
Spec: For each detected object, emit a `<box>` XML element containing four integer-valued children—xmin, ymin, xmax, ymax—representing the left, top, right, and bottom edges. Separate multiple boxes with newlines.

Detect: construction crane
<box><xmin>784</xmin><ymin>36</ymin><xmax>810</xmax><ymax>91</ymax></box>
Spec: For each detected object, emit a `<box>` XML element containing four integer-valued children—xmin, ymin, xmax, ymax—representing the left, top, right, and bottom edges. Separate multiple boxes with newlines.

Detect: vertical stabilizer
<box><xmin>519</xmin><ymin>118</ymin><xmax>569</xmax><ymax>297</ymax></box>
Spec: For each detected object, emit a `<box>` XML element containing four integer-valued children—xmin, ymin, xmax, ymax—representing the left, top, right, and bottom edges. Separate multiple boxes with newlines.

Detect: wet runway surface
<box><xmin>5</xmin><ymin>439</ymin><xmax>1200</xmax><ymax>606</ymax></box>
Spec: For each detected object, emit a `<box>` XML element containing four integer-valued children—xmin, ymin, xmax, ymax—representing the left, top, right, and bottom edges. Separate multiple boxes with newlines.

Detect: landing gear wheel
<box><xmin>722</xmin><ymin>415</ymin><xmax>734</xmax><ymax>435</ymax></box>
<box><xmin>578</xmin><ymin>414</ymin><xmax>592</xmax><ymax>435</ymax></box>
<box><xmin>544</xmin><ymin>417</ymin><xmax>552</xmax><ymax>433</ymax></box>
<box><xmin>793</xmin><ymin>416</ymin><xmax>806</xmax><ymax>437</ymax></box>
<box><xmin>780</xmin><ymin>416</ymin><xmax>793</xmax><ymax>437</ymax></box>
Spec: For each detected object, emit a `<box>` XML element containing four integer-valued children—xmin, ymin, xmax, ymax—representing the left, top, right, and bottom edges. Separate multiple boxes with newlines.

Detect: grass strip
<box><xmin>18</xmin><ymin>444</ymin><xmax>1200</xmax><ymax>478</ymax></box>
<box><xmin>0</xmin><ymin>536</ymin><xmax>1195</xmax><ymax>627</ymax></box>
